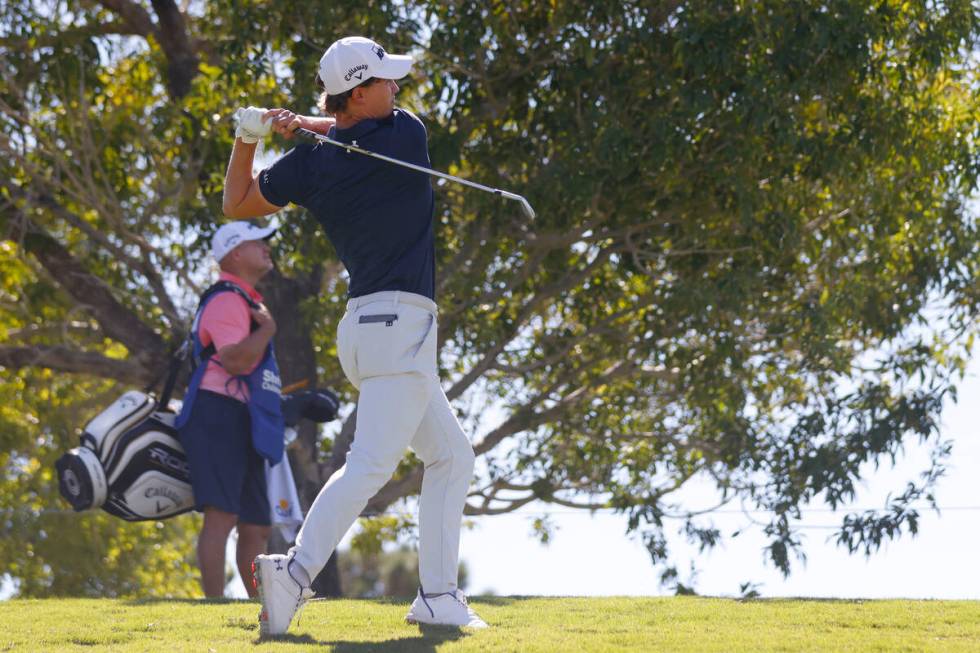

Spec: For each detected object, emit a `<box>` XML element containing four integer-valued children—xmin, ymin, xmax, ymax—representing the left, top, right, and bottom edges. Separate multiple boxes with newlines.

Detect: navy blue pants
<box><xmin>178</xmin><ymin>390</ymin><xmax>270</xmax><ymax>525</ymax></box>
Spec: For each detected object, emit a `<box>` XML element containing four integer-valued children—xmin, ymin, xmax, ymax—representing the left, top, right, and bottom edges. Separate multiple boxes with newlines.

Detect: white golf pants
<box><xmin>289</xmin><ymin>290</ymin><xmax>475</xmax><ymax>594</ymax></box>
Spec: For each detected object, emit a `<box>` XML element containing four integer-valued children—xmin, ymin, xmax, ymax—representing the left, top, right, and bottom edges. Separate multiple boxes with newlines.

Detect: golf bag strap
<box><xmin>141</xmin><ymin>338</ymin><xmax>189</xmax><ymax>411</ymax></box>
<box><xmin>190</xmin><ymin>281</ymin><xmax>261</xmax><ymax>370</ymax></box>
<box><xmin>156</xmin><ymin>339</ymin><xmax>189</xmax><ymax>411</ymax></box>
<box><xmin>147</xmin><ymin>281</ymin><xmax>260</xmax><ymax>411</ymax></box>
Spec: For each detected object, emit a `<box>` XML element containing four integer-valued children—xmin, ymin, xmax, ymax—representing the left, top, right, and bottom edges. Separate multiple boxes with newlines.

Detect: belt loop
<box><xmin>394</xmin><ymin>291</ymin><xmax>400</xmax><ymax>310</ymax></box>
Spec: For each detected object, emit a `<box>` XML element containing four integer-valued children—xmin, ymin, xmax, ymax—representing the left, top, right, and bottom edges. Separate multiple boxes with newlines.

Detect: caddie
<box><xmin>223</xmin><ymin>35</ymin><xmax>485</xmax><ymax>634</ymax></box>
<box><xmin>175</xmin><ymin>220</ymin><xmax>284</xmax><ymax>598</ymax></box>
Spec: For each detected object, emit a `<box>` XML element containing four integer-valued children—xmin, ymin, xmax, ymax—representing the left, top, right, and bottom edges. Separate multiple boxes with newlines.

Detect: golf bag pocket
<box><xmin>81</xmin><ymin>390</ymin><xmax>156</xmax><ymax>462</ymax></box>
<box><xmin>56</xmin><ymin>445</ymin><xmax>107</xmax><ymax>512</ymax></box>
<box><xmin>100</xmin><ymin>411</ymin><xmax>193</xmax><ymax>520</ymax></box>
<box><xmin>56</xmin><ymin>391</ymin><xmax>194</xmax><ymax>521</ymax></box>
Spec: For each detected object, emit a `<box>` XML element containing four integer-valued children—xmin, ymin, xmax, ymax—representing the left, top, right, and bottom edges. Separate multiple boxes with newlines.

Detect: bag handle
<box><xmin>156</xmin><ymin>339</ymin><xmax>189</xmax><ymax>411</ymax></box>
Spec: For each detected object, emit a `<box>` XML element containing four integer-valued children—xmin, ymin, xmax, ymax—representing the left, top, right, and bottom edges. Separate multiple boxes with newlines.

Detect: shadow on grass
<box><xmin>255</xmin><ymin>624</ymin><xmax>468</xmax><ymax>651</ymax></box>
<box><xmin>470</xmin><ymin>596</ymin><xmax>523</xmax><ymax>607</ymax></box>
<box><xmin>123</xmin><ymin>597</ymin><xmax>255</xmax><ymax>606</ymax></box>
<box><xmin>124</xmin><ymin>595</ymin><xmax>525</xmax><ymax>607</ymax></box>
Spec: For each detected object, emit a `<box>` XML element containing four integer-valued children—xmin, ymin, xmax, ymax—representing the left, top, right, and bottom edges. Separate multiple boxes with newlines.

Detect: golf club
<box><xmin>292</xmin><ymin>127</ymin><xmax>536</xmax><ymax>220</ymax></box>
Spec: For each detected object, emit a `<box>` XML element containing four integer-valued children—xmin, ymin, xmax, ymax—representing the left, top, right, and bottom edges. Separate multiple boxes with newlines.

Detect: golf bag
<box><xmin>56</xmin><ymin>390</ymin><xmax>193</xmax><ymax>521</ymax></box>
<box><xmin>55</xmin><ymin>384</ymin><xmax>340</xmax><ymax>521</ymax></box>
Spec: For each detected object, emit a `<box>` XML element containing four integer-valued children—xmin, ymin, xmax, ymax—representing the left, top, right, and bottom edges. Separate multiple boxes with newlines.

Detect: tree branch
<box><xmin>0</xmin><ymin>344</ymin><xmax>150</xmax><ymax>384</ymax></box>
<box><xmin>8</xmin><ymin>184</ymin><xmax>183</xmax><ymax>329</ymax></box>
<box><xmin>96</xmin><ymin>0</ymin><xmax>155</xmax><ymax>36</ymax></box>
<box><xmin>97</xmin><ymin>0</ymin><xmax>200</xmax><ymax>98</ymax></box>
<box><xmin>0</xmin><ymin>22</ymin><xmax>142</xmax><ymax>49</ymax></box>
<box><xmin>7</xmin><ymin>209</ymin><xmax>166</xmax><ymax>364</ymax></box>
<box><xmin>446</xmin><ymin>246</ymin><xmax>614</xmax><ymax>401</ymax></box>
<box><xmin>149</xmin><ymin>0</ymin><xmax>199</xmax><ymax>98</ymax></box>
<box><xmin>464</xmin><ymin>495</ymin><xmax>537</xmax><ymax>516</ymax></box>
<box><xmin>475</xmin><ymin>359</ymin><xmax>636</xmax><ymax>456</ymax></box>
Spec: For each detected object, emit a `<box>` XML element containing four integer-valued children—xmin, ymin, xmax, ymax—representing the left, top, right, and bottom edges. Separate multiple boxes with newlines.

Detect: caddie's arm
<box><xmin>216</xmin><ymin>303</ymin><xmax>277</xmax><ymax>375</ymax></box>
<box><xmin>223</xmin><ymin>107</ymin><xmax>280</xmax><ymax>219</ymax></box>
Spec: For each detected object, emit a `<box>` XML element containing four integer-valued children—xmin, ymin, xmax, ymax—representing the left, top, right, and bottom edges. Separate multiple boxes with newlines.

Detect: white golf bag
<box><xmin>55</xmin><ymin>385</ymin><xmax>339</xmax><ymax>522</ymax></box>
<box><xmin>56</xmin><ymin>390</ymin><xmax>194</xmax><ymax>521</ymax></box>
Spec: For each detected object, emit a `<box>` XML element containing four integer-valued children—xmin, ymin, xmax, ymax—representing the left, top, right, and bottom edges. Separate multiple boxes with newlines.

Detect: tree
<box><xmin>418</xmin><ymin>0</ymin><xmax>980</xmax><ymax>578</ymax></box>
<box><xmin>1</xmin><ymin>0</ymin><xmax>978</xmax><ymax>597</ymax></box>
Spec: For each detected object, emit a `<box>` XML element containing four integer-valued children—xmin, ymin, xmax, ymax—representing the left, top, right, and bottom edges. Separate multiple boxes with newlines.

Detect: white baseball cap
<box><xmin>317</xmin><ymin>36</ymin><xmax>413</xmax><ymax>95</ymax></box>
<box><xmin>212</xmin><ymin>221</ymin><xmax>276</xmax><ymax>262</ymax></box>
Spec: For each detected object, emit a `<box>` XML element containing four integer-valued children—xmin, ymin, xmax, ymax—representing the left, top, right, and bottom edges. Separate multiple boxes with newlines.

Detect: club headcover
<box><xmin>282</xmin><ymin>388</ymin><xmax>340</xmax><ymax>426</ymax></box>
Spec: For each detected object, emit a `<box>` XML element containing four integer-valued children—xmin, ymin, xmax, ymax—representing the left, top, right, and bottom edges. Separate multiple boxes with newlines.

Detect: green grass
<box><xmin>2</xmin><ymin>596</ymin><xmax>979</xmax><ymax>652</ymax></box>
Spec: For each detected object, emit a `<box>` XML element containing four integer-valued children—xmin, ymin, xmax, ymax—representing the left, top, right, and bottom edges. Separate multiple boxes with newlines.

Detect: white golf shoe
<box><xmin>253</xmin><ymin>554</ymin><xmax>314</xmax><ymax>636</ymax></box>
<box><xmin>405</xmin><ymin>588</ymin><xmax>488</xmax><ymax>628</ymax></box>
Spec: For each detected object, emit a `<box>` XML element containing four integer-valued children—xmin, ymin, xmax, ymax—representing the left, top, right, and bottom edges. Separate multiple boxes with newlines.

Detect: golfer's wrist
<box><xmin>301</xmin><ymin>116</ymin><xmax>336</xmax><ymax>135</ymax></box>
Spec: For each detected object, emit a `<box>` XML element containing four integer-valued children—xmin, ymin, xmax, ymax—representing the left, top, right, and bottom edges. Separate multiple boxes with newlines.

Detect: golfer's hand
<box><xmin>234</xmin><ymin>106</ymin><xmax>272</xmax><ymax>143</ymax></box>
<box><xmin>265</xmin><ymin>108</ymin><xmax>302</xmax><ymax>140</ymax></box>
<box><xmin>251</xmin><ymin>303</ymin><xmax>276</xmax><ymax>334</ymax></box>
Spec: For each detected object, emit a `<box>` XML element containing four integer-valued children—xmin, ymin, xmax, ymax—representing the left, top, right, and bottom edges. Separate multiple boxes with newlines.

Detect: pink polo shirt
<box><xmin>198</xmin><ymin>272</ymin><xmax>263</xmax><ymax>402</ymax></box>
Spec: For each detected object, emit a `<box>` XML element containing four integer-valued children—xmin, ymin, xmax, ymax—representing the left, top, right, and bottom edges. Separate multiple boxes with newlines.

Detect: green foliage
<box><xmin>422</xmin><ymin>0</ymin><xmax>980</xmax><ymax>576</ymax></box>
<box><xmin>349</xmin><ymin>514</ymin><xmax>418</xmax><ymax>557</ymax></box>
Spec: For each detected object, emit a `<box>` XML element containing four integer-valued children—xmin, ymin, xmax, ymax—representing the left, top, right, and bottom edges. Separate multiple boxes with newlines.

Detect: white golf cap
<box><xmin>212</xmin><ymin>221</ymin><xmax>276</xmax><ymax>262</ymax></box>
<box><xmin>317</xmin><ymin>36</ymin><xmax>413</xmax><ymax>95</ymax></box>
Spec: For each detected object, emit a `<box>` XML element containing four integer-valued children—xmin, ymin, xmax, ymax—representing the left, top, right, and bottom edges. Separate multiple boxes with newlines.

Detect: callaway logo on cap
<box><xmin>318</xmin><ymin>36</ymin><xmax>413</xmax><ymax>95</ymax></box>
<box><xmin>212</xmin><ymin>221</ymin><xmax>277</xmax><ymax>262</ymax></box>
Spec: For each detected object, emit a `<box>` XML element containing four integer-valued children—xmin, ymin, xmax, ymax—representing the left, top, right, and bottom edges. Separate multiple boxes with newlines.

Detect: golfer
<box><xmin>175</xmin><ymin>220</ymin><xmax>284</xmax><ymax>598</ymax></box>
<box><xmin>223</xmin><ymin>36</ymin><xmax>485</xmax><ymax>634</ymax></box>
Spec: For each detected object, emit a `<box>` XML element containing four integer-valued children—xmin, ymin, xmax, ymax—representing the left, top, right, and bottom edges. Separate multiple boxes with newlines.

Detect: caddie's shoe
<box><xmin>253</xmin><ymin>554</ymin><xmax>314</xmax><ymax>636</ymax></box>
<box><xmin>405</xmin><ymin>587</ymin><xmax>488</xmax><ymax>628</ymax></box>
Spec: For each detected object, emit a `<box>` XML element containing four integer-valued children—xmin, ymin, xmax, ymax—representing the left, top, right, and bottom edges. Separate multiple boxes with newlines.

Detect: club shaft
<box><xmin>293</xmin><ymin>127</ymin><xmax>533</xmax><ymax>216</ymax></box>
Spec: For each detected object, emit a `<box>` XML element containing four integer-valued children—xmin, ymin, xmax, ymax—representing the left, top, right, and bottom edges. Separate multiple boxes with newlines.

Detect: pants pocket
<box><xmin>337</xmin><ymin>312</ymin><xmax>360</xmax><ymax>389</ymax></box>
<box><xmin>354</xmin><ymin>304</ymin><xmax>433</xmax><ymax>379</ymax></box>
<box><xmin>410</xmin><ymin>313</ymin><xmax>437</xmax><ymax>375</ymax></box>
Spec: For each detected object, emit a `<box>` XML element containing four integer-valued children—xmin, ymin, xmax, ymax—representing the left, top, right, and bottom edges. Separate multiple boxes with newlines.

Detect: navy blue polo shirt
<box><xmin>258</xmin><ymin>108</ymin><xmax>435</xmax><ymax>299</ymax></box>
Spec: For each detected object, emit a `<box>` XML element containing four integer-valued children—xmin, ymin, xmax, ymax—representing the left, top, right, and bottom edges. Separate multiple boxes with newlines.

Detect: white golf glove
<box><xmin>234</xmin><ymin>106</ymin><xmax>272</xmax><ymax>143</ymax></box>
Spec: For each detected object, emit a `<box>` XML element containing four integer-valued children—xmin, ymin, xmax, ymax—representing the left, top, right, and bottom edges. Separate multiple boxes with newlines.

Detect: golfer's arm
<box><xmin>298</xmin><ymin>115</ymin><xmax>335</xmax><ymax>136</ymax></box>
<box><xmin>217</xmin><ymin>325</ymin><xmax>275</xmax><ymax>376</ymax></box>
<box><xmin>222</xmin><ymin>140</ymin><xmax>280</xmax><ymax>218</ymax></box>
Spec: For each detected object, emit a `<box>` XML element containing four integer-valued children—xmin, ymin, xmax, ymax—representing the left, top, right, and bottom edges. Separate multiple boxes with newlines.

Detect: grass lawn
<box><xmin>1</xmin><ymin>596</ymin><xmax>979</xmax><ymax>651</ymax></box>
